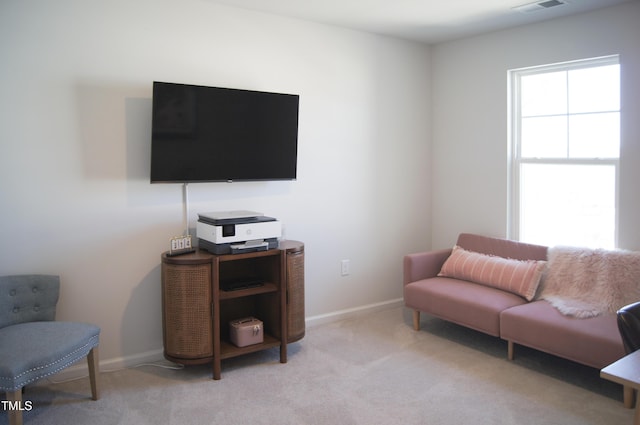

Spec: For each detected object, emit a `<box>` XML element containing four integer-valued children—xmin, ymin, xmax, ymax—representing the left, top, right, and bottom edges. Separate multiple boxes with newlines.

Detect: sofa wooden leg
<box><xmin>87</xmin><ymin>346</ymin><xmax>100</xmax><ymax>401</ymax></box>
<box><xmin>413</xmin><ymin>310</ymin><xmax>420</xmax><ymax>331</ymax></box>
<box><xmin>507</xmin><ymin>341</ymin><xmax>514</xmax><ymax>360</ymax></box>
<box><xmin>7</xmin><ymin>388</ymin><xmax>23</xmax><ymax>425</ymax></box>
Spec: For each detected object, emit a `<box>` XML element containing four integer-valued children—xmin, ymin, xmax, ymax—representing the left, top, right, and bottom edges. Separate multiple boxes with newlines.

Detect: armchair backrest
<box><xmin>0</xmin><ymin>275</ymin><xmax>60</xmax><ymax>329</ymax></box>
<box><xmin>617</xmin><ymin>301</ymin><xmax>640</xmax><ymax>354</ymax></box>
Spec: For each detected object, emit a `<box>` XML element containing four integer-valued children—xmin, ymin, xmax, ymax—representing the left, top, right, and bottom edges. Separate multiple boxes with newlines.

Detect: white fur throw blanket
<box><xmin>537</xmin><ymin>246</ymin><xmax>640</xmax><ymax>318</ymax></box>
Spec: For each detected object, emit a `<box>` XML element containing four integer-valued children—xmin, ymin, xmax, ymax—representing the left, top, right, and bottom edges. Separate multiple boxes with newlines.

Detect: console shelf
<box><xmin>161</xmin><ymin>241</ymin><xmax>304</xmax><ymax>380</ymax></box>
<box><xmin>219</xmin><ymin>334</ymin><xmax>281</xmax><ymax>359</ymax></box>
<box><xmin>219</xmin><ymin>282</ymin><xmax>278</xmax><ymax>300</ymax></box>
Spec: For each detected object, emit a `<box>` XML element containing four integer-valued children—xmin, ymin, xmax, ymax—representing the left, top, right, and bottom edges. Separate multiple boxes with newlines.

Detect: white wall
<box><xmin>0</xmin><ymin>0</ymin><xmax>431</xmax><ymax>366</ymax></box>
<box><xmin>430</xmin><ymin>1</ymin><xmax>640</xmax><ymax>250</ymax></box>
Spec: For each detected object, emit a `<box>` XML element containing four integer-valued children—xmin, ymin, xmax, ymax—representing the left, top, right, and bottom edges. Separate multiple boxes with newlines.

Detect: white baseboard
<box><xmin>50</xmin><ymin>348</ymin><xmax>165</xmax><ymax>382</ymax></box>
<box><xmin>305</xmin><ymin>298</ymin><xmax>404</xmax><ymax>328</ymax></box>
<box><xmin>50</xmin><ymin>298</ymin><xmax>403</xmax><ymax>382</ymax></box>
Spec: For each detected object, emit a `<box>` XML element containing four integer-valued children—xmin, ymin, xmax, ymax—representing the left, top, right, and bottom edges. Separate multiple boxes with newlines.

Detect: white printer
<box><xmin>196</xmin><ymin>210</ymin><xmax>281</xmax><ymax>254</ymax></box>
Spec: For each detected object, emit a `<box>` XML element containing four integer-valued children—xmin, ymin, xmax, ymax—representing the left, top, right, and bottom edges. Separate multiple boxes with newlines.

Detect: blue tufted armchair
<box><xmin>0</xmin><ymin>275</ymin><xmax>100</xmax><ymax>425</ymax></box>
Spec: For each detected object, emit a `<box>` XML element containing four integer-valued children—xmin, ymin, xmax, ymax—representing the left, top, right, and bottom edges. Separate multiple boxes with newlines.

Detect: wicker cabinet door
<box><xmin>162</xmin><ymin>262</ymin><xmax>213</xmax><ymax>360</ymax></box>
<box><xmin>286</xmin><ymin>247</ymin><xmax>305</xmax><ymax>343</ymax></box>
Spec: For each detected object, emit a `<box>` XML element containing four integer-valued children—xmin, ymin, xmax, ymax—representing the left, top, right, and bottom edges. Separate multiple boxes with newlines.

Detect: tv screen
<box><xmin>150</xmin><ymin>81</ymin><xmax>299</xmax><ymax>183</ymax></box>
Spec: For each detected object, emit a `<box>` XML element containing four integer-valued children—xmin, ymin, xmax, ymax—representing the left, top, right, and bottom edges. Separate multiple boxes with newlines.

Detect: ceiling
<box><xmin>210</xmin><ymin>0</ymin><xmax>633</xmax><ymax>44</ymax></box>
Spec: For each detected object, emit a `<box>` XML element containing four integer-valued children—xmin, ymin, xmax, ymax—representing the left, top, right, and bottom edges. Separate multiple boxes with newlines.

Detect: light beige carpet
<box><xmin>2</xmin><ymin>306</ymin><xmax>633</xmax><ymax>424</ymax></box>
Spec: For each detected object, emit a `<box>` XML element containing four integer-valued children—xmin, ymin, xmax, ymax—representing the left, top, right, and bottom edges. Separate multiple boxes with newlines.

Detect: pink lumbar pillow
<box><xmin>438</xmin><ymin>245</ymin><xmax>546</xmax><ymax>301</ymax></box>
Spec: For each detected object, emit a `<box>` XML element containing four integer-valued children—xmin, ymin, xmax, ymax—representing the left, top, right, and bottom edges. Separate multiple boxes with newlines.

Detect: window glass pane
<box><xmin>519</xmin><ymin>163</ymin><xmax>616</xmax><ymax>248</ymax></box>
<box><xmin>521</xmin><ymin>116</ymin><xmax>567</xmax><ymax>158</ymax></box>
<box><xmin>568</xmin><ymin>65</ymin><xmax>620</xmax><ymax>114</ymax></box>
<box><xmin>521</xmin><ymin>71</ymin><xmax>567</xmax><ymax>117</ymax></box>
<box><xmin>569</xmin><ymin>112</ymin><xmax>620</xmax><ymax>158</ymax></box>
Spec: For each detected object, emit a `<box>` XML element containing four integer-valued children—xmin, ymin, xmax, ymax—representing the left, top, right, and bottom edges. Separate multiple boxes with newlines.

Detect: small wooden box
<box><xmin>229</xmin><ymin>317</ymin><xmax>264</xmax><ymax>347</ymax></box>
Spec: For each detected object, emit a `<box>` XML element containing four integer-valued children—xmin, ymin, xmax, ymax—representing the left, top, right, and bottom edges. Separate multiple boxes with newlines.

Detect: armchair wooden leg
<box><xmin>413</xmin><ymin>310</ymin><xmax>420</xmax><ymax>331</ymax></box>
<box><xmin>87</xmin><ymin>346</ymin><xmax>100</xmax><ymax>400</ymax></box>
<box><xmin>7</xmin><ymin>388</ymin><xmax>23</xmax><ymax>425</ymax></box>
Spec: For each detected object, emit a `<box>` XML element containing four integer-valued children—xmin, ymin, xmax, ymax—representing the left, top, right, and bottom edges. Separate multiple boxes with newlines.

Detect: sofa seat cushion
<box><xmin>500</xmin><ymin>300</ymin><xmax>625</xmax><ymax>369</ymax></box>
<box><xmin>0</xmin><ymin>321</ymin><xmax>100</xmax><ymax>391</ymax></box>
<box><xmin>404</xmin><ymin>277</ymin><xmax>527</xmax><ymax>337</ymax></box>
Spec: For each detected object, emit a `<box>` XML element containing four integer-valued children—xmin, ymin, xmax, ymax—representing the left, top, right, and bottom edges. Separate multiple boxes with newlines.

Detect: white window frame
<box><xmin>508</xmin><ymin>55</ymin><xmax>620</xmax><ymax>248</ymax></box>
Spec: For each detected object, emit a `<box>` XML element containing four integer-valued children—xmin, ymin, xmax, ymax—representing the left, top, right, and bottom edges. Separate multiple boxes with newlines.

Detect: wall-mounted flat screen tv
<box><xmin>150</xmin><ymin>81</ymin><xmax>299</xmax><ymax>183</ymax></box>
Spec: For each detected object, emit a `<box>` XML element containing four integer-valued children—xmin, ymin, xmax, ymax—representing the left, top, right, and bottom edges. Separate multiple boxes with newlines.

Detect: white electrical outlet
<box><xmin>341</xmin><ymin>259</ymin><xmax>350</xmax><ymax>276</ymax></box>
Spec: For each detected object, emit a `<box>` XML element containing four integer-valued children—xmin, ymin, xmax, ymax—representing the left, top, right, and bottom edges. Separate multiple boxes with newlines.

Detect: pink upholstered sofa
<box><xmin>403</xmin><ymin>233</ymin><xmax>626</xmax><ymax>371</ymax></box>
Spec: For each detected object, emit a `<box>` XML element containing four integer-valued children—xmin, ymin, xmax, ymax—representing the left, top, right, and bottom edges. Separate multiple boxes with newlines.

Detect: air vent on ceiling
<box><xmin>513</xmin><ymin>0</ymin><xmax>567</xmax><ymax>13</ymax></box>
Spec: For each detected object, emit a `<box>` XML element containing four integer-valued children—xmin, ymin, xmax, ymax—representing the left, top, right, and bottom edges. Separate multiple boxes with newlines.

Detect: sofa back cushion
<box><xmin>457</xmin><ymin>233</ymin><xmax>547</xmax><ymax>261</ymax></box>
<box><xmin>438</xmin><ymin>245</ymin><xmax>546</xmax><ymax>301</ymax></box>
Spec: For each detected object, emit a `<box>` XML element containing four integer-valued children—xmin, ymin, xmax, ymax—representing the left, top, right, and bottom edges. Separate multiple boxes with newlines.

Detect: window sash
<box><xmin>508</xmin><ymin>55</ymin><xmax>620</xmax><ymax>248</ymax></box>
